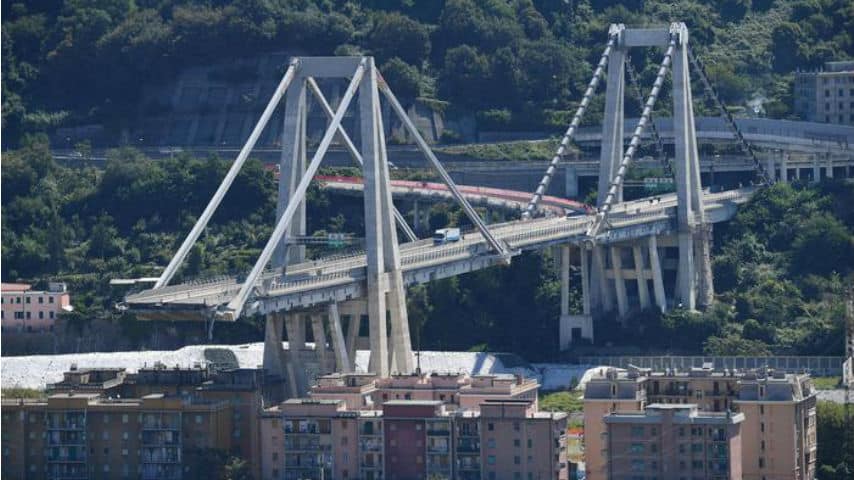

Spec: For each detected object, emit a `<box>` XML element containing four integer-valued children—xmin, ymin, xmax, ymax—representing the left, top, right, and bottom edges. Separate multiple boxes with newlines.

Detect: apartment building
<box><xmin>2</xmin><ymin>392</ymin><xmax>231</xmax><ymax>480</ymax></box>
<box><xmin>794</xmin><ymin>60</ymin><xmax>854</xmax><ymax>125</ymax></box>
<box><xmin>1</xmin><ymin>282</ymin><xmax>72</xmax><ymax>332</ymax></box>
<box><xmin>604</xmin><ymin>404</ymin><xmax>744</xmax><ymax>480</ymax></box>
<box><xmin>583</xmin><ymin>365</ymin><xmax>817</xmax><ymax>480</ymax></box>
<box><xmin>3</xmin><ymin>363</ymin><xmax>273</xmax><ymax>480</ymax></box>
<box><xmin>261</xmin><ymin>372</ymin><xmax>568</xmax><ymax>480</ymax></box>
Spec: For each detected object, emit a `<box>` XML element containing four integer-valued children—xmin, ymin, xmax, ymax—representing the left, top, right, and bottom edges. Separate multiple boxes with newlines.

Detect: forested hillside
<box><xmin>3</xmin><ymin>0</ymin><xmax>853</xmax><ymax>147</ymax></box>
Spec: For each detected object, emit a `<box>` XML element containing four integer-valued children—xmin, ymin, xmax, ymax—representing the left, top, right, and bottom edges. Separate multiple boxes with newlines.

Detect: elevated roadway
<box><xmin>124</xmin><ymin>187</ymin><xmax>756</xmax><ymax>321</ymax></box>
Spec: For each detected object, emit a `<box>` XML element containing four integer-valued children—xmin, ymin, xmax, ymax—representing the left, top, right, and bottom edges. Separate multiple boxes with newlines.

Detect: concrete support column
<box><xmin>559</xmin><ymin>245</ymin><xmax>571</xmax><ymax>350</ymax></box>
<box><xmin>327</xmin><ymin>303</ymin><xmax>351</xmax><ymax>373</ymax></box>
<box><xmin>813</xmin><ymin>156</ymin><xmax>821</xmax><ymax>183</ymax></box>
<box><xmin>676</xmin><ymin>232</ymin><xmax>696</xmax><ymax>310</ymax></box>
<box><xmin>311</xmin><ymin>314</ymin><xmax>328</xmax><ymax>371</ymax></box>
<box><xmin>346</xmin><ymin>312</ymin><xmax>360</xmax><ymax>372</ymax></box>
<box><xmin>580</xmin><ymin>246</ymin><xmax>591</xmax><ymax>316</ymax></box>
<box><xmin>565</xmin><ymin>166</ymin><xmax>579</xmax><ymax>198</ymax></box>
<box><xmin>263</xmin><ymin>313</ymin><xmax>287</xmax><ymax>378</ymax></box>
<box><xmin>649</xmin><ymin>236</ymin><xmax>667</xmax><ymax>313</ymax></box>
<box><xmin>766</xmin><ymin>155</ymin><xmax>775</xmax><ymax>182</ymax></box>
<box><xmin>560</xmin><ymin>246</ymin><xmax>571</xmax><ymax>317</ymax></box>
<box><xmin>610</xmin><ymin>246</ymin><xmax>629</xmax><ymax>320</ymax></box>
<box><xmin>592</xmin><ymin>246</ymin><xmax>613</xmax><ymax>312</ymax></box>
<box><xmin>284</xmin><ymin>314</ymin><xmax>308</xmax><ymax>396</ymax></box>
<box><xmin>598</xmin><ymin>41</ymin><xmax>626</xmax><ymax>205</ymax></box>
<box><xmin>632</xmin><ymin>245</ymin><xmax>651</xmax><ymax>310</ymax></box>
<box><xmin>780</xmin><ymin>151</ymin><xmax>788</xmax><ymax>182</ymax></box>
<box><xmin>826</xmin><ymin>153</ymin><xmax>833</xmax><ymax>179</ymax></box>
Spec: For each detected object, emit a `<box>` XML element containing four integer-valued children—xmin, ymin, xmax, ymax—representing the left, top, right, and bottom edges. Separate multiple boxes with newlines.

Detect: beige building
<box><xmin>583</xmin><ymin>366</ymin><xmax>817</xmax><ymax>480</ymax></box>
<box><xmin>604</xmin><ymin>404</ymin><xmax>744</xmax><ymax>480</ymax></box>
<box><xmin>795</xmin><ymin>61</ymin><xmax>854</xmax><ymax>125</ymax></box>
<box><xmin>260</xmin><ymin>372</ymin><xmax>567</xmax><ymax>480</ymax></box>
<box><xmin>2</xmin><ymin>364</ymin><xmax>271</xmax><ymax>480</ymax></box>
<box><xmin>2</xmin><ymin>392</ymin><xmax>232</xmax><ymax>480</ymax></box>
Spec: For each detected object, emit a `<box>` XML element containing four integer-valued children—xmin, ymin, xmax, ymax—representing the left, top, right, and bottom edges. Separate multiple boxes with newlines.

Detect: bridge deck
<box><xmin>124</xmin><ymin>187</ymin><xmax>756</xmax><ymax>320</ymax></box>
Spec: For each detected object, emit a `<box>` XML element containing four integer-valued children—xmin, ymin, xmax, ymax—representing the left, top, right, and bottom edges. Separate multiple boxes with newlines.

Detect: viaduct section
<box><xmin>121</xmin><ymin>24</ymin><xmax>827</xmax><ymax>398</ymax></box>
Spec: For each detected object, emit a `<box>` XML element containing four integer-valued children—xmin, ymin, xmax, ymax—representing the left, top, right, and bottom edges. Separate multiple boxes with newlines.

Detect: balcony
<box><xmin>360</xmin><ymin>439</ymin><xmax>383</xmax><ymax>452</ymax></box>
<box><xmin>427</xmin><ymin>445</ymin><xmax>449</xmax><ymax>454</ymax></box>
<box><xmin>456</xmin><ymin>441</ymin><xmax>480</xmax><ymax>453</ymax></box>
<box><xmin>457</xmin><ymin>459</ymin><xmax>481</xmax><ymax>470</ymax></box>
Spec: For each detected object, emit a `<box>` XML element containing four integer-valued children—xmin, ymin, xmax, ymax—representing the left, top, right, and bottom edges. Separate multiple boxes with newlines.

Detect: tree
<box><xmin>438</xmin><ymin>45</ymin><xmax>491</xmax><ymax>108</ymax></box>
<box><xmin>771</xmin><ymin>23</ymin><xmax>805</xmax><ymax>73</ymax></box>
<box><xmin>703</xmin><ymin>334</ymin><xmax>771</xmax><ymax>356</ymax></box>
<box><xmin>223</xmin><ymin>456</ymin><xmax>253</xmax><ymax>480</ymax></box>
<box><xmin>379</xmin><ymin>58</ymin><xmax>421</xmax><ymax>99</ymax></box>
<box><xmin>367</xmin><ymin>12</ymin><xmax>430</xmax><ymax>65</ymax></box>
<box><xmin>790</xmin><ymin>214</ymin><xmax>854</xmax><ymax>277</ymax></box>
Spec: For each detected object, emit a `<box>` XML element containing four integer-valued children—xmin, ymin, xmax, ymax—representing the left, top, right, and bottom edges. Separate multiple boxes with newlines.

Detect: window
<box><xmin>759</xmin><ymin>405</ymin><xmax>764</xmax><ymax>415</ymax></box>
<box><xmin>759</xmin><ymin>457</ymin><xmax>765</xmax><ymax>468</ymax></box>
<box><xmin>514</xmin><ymin>456</ymin><xmax>520</xmax><ymax>465</ymax></box>
<box><xmin>487</xmin><ymin>455</ymin><xmax>496</xmax><ymax>465</ymax></box>
<box><xmin>122</xmin><ymin>449</ymin><xmax>128</xmax><ymax>456</ymax></box>
<box><xmin>514</xmin><ymin>439</ymin><xmax>520</xmax><ymax>447</ymax></box>
<box><xmin>103</xmin><ymin>448</ymin><xmax>109</xmax><ymax>455</ymax></box>
<box><xmin>49</xmin><ymin>297</ymin><xmax>54</xmax><ymax>304</ymax></box>
<box><xmin>488</xmin><ymin>423</ymin><xmax>494</xmax><ymax>431</ymax></box>
<box><xmin>14</xmin><ymin>312</ymin><xmax>23</xmax><ymax>319</ymax></box>
<box><xmin>527</xmin><ymin>439</ymin><xmax>532</xmax><ymax>448</ymax></box>
<box><xmin>38</xmin><ymin>297</ymin><xmax>43</xmax><ymax>304</ymax></box>
<box><xmin>16</xmin><ymin>297</ymin><xmax>21</xmax><ymax>304</ymax></box>
<box><xmin>25</xmin><ymin>312</ymin><xmax>30</xmax><ymax>320</ymax></box>
<box><xmin>487</xmin><ymin>438</ymin><xmax>496</xmax><ymax>449</ymax></box>
<box><xmin>122</xmin><ymin>414</ymin><xmax>128</xmax><ymax>424</ymax></box>
<box><xmin>122</xmin><ymin>432</ymin><xmax>129</xmax><ymax>440</ymax></box>
<box><xmin>39</xmin><ymin>312</ymin><xmax>44</xmax><ymax>320</ymax></box>
<box><xmin>25</xmin><ymin>297</ymin><xmax>30</xmax><ymax>304</ymax></box>
<box><xmin>760</xmin><ymin>422</ymin><xmax>765</xmax><ymax>433</ymax></box>
<box><xmin>195</xmin><ymin>415</ymin><xmax>202</xmax><ymax>424</ymax></box>
<box><xmin>825</xmin><ymin>89</ymin><xmax>831</xmax><ymax>97</ymax></box>
<box><xmin>49</xmin><ymin>312</ymin><xmax>54</xmax><ymax>319</ymax></box>
<box><xmin>102</xmin><ymin>432</ymin><xmax>109</xmax><ymax>440</ymax></box>
<box><xmin>631</xmin><ymin>459</ymin><xmax>645</xmax><ymax>472</ymax></box>
<box><xmin>630</xmin><ymin>443</ymin><xmax>645</xmax><ymax>454</ymax></box>
<box><xmin>631</xmin><ymin>426</ymin><xmax>644</xmax><ymax>437</ymax></box>
<box><xmin>840</xmin><ymin>89</ymin><xmax>844</xmax><ymax>97</ymax></box>
<box><xmin>761</xmin><ymin>440</ymin><xmax>765</xmax><ymax>451</ymax></box>
<box><xmin>513</xmin><ymin>422</ymin><xmax>520</xmax><ymax>431</ymax></box>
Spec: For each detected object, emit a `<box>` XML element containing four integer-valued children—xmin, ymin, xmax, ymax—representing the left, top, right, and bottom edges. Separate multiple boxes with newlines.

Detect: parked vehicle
<box><xmin>433</xmin><ymin>228</ymin><xmax>461</xmax><ymax>245</ymax></box>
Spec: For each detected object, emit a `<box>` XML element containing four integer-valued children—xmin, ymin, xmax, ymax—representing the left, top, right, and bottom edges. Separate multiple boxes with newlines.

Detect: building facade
<box><xmin>261</xmin><ymin>372</ymin><xmax>568</xmax><ymax>480</ymax></box>
<box><xmin>583</xmin><ymin>366</ymin><xmax>817</xmax><ymax>480</ymax></box>
<box><xmin>2</xmin><ymin>392</ymin><xmax>232</xmax><ymax>480</ymax></box>
<box><xmin>604</xmin><ymin>404</ymin><xmax>744</xmax><ymax>480</ymax></box>
<box><xmin>795</xmin><ymin>61</ymin><xmax>854</xmax><ymax>125</ymax></box>
<box><xmin>1</xmin><ymin>282</ymin><xmax>72</xmax><ymax>332</ymax></box>
<box><xmin>2</xmin><ymin>364</ymin><xmax>273</xmax><ymax>480</ymax></box>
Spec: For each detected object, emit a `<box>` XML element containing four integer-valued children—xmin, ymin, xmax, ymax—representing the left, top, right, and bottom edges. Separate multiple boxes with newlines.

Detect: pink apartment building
<box><xmin>261</xmin><ymin>372</ymin><xmax>568</xmax><ymax>480</ymax></box>
<box><xmin>1</xmin><ymin>282</ymin><xmax>72</xmax><ymax>332</ymax></box>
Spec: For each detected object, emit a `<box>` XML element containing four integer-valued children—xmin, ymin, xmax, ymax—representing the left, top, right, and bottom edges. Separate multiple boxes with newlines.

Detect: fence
<box><xmin>577</xmin><ymin>355</ymin><xmax>846</xmax><ymax>377</ymax></box>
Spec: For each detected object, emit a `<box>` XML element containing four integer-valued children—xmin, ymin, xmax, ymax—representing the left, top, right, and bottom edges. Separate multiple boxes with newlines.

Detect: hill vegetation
<box><xmin>3</xmin><ymin>0</ymin><xmax>853</xmax><ymax>147</ymax></box>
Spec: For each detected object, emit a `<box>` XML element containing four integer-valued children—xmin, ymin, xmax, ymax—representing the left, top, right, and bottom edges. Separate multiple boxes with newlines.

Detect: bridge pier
<box><xmin>559</xmin><ymin>245</ymin><xmax>594</xmax><ymax>349</ymax></box>
<box><xmin>610</xmin><ymin>246</ymin><xmax>630</xmax><ymax>321</ymax></box>
<box><xmin>649</xmin><ymin>236</ymin><xmax>668</xmax><ymax>312</ymax></box>
<box><xmin>632</xmin><ymin>245</ymin><xmax>651</xmax><ymax>310</ymax></box>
